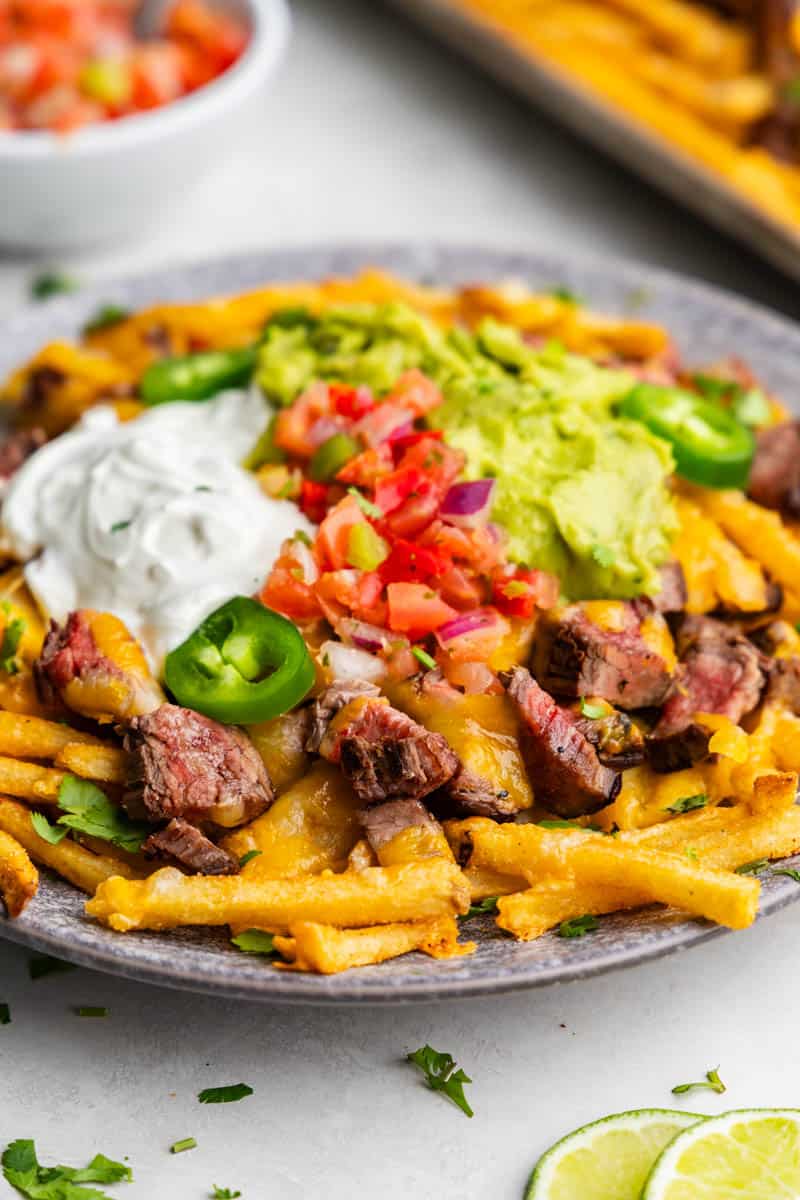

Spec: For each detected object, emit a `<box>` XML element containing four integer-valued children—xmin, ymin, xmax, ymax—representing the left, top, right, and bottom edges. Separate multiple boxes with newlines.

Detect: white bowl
<box><xmin>0</xmin><ymin>0</ymin><xmax>290</xmax><ymax>251</ymax></box>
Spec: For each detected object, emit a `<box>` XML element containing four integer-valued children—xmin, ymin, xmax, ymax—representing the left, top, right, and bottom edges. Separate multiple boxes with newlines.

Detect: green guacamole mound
<box><xmin>257</xmin><ymin>303</ymin><xmax>677</xmax><ymax>601</ymax></box>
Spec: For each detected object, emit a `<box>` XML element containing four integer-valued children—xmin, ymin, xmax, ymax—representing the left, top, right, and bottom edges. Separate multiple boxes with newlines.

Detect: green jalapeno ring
<box><xmin>619</xmin><ymin>383</ymin><xmax>755</xmax><ymax>491</ymax></box>
<box><xmin>140</xmin><ymin>345</ymin><xmax>260</xmax><ymax>406</ymax></box>
<box><xmin>164</xmin><ymin>597</ymin><xmax>314</xmax><ymax>725</ymax></box>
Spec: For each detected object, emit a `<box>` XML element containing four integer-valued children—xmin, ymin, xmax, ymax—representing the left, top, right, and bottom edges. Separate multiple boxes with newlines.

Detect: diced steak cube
<box><xmin>503</xmin><ymin>666</ymin><xmax>621</xmax><ymax>818</ymax></box>
<box><xmin>305</xmin><ymin>679</ymin><xmax>381</xmax><ymax>753</ymax></box>
<box><xmin>747</xmin><ymin>420</ymin><xmax>800</xmax><ymax>519</ymax></box>
<box><xmin>360</xmin><ymin>797</ymin><xmax>437</xmax><ymax>852</ymax></box>
<box><xmin>142</xmin><ymin>818</ymin><xmax>238</xmax><ymax>876</ymax></box>
<box><xmin>766</xmin><ymin>657</ymin><xmax>800</xmax><ymax>714</ymax></box>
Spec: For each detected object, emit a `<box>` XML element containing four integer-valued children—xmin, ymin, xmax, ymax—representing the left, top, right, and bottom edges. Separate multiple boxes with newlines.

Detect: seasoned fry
<box><xmin>54</xmin><ymin>742</ymin><xmax>129</xmax><ymax>785</ymax></box>
<box><xmin>0</xmin><ymin>712</ymin><xmax>101</xmax><ymax>761</ymax></box>
<box><xmin>274</xmin><ymin>916</ymin><xmax>474</xmax><ymax>974</ymax></box>
<box><xmin>684</xmin><ymin>486</ymin><xmax>800</xmax><ymax>596</ymax></box>
<box><xmin>86</xmin><ymin>860</ymin><xmax>471</xmax><ymax>933</ymax></box>
<box><xmin>0</xmin><ymin>796</ymin><xmax>142</xmax><ymax>893</ymax></box>
<box><xmin>0</xmin><ymin>828</ymin><xmax>38</xmax><ymax>916</ymax></box>
<box><xmin>0</xmin><ymin>755</ymin><xmax>64</xmax><ymax>803</ymax></box>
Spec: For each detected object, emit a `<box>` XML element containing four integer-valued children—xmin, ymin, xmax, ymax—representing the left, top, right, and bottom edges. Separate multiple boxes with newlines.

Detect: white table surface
<box><xmin>2</xmin><ymin>3</ymin><xmax>800</xmax><ymax>1196</ymax></box>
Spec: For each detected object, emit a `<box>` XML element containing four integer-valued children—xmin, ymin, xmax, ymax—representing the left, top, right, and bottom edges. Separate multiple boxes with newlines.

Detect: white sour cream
<box><xmin>1</xmin><ymin>388</ymin><xmax>314</xmax><ymax>670</ymax></box>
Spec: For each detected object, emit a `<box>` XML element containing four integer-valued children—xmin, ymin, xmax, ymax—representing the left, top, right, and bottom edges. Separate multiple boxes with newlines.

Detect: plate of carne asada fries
<box><xmin>0</xmin><ymin>243</ymin><xmax>799</xmax><ymax>1003</ymax></box>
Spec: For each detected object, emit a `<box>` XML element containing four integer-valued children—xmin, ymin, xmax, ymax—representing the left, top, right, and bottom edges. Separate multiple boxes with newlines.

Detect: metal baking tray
<box><xmin>388</xmin><ymin>0</ymin><xmax>800</xmax><ymax>282</ymax></box>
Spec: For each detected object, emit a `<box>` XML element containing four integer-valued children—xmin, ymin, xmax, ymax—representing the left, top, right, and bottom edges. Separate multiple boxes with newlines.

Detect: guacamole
<box><xmin>257</xmin><ymin>303</ymin><xmax>677</xmax><ymax>601</ymax></box>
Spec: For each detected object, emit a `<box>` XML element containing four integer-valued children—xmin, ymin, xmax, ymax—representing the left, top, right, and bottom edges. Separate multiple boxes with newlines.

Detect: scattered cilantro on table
<box><xmin>2</xmin><ymin>1138</ymin><xmax>130</xmax><ymax>1199</ymax></box>
<box><xmin>198</xmin><ymin>1084</ymin><xmax>253</xmax><ymax>1105</ymax></box>
<box><xmin>406</xmin><ymin>1045</ymin><xmax>474</xmax><ymax>1118</ymax></box>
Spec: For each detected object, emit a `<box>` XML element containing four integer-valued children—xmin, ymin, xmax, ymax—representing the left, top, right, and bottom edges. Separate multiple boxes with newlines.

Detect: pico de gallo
<box><xmin>258</xmin><ymin>369</ymin><xmax>561</xmax><ymax>692</ymax></box>
<box><xmin>0</xmin><ymin>0</ymin><xmax>249</xmax><ymax>134</ymax></box>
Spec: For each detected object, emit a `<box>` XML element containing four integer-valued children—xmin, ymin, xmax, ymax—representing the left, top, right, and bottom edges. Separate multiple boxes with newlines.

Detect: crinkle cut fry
<box><xmin>0</xmin><ymin>828</ymin><xmax>38</xmax><ymax>916</ymax></box>
<box><xmin>86</xmin><ymin>860</ymin><xmax>471</xmax><ymax>933</ymax></box>
<box><xmin>274</xmin><ymin>916</ymin><xmax>475</xmax><ymax>974</ymax></box>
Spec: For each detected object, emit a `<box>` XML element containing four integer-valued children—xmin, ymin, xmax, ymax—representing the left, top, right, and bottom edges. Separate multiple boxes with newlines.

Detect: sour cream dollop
<box><xmin>1</xmin><ymin>389</ymin><xmax>314</xmax><ymax>670</ymax></box>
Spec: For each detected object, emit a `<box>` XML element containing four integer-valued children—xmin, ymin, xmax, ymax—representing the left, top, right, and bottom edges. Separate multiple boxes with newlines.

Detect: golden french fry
<box><xmin>274</xmin><ymin>916</ymin><xmax>474</xmax><ymax>974</ymax></box>
<box><xmin>0</xmin><ymin>755</ymin><xmax>64</xmax><ymax>803</ymax></box>
<box><xmin>86</xmin><ymin>860</ymin><xmax>471</xmax><ymax>933</ymax></box>
<box><xmin>0</xmin><ymin>712</ymin><xmax>101</xmax><ymax>761</ymax></box>
<box><xmin>221</xmin><ymin>762</ymin><xmax>362</xmax><ymax>877</ymax></box>
<box><xmin>463</xmin><ymin>863</ymin><xmax>527</xmax><ymax>901</ymax></box>
<box><xmin>0</xmin><ymin>795</ymin><xmax>142</xmax><ymax>893</ymax></box>
<box><xmin>686</xmin><ymin>487</ymin><xmax>800</xmax><ymax>596</ymax></box>
<box><xmin>672</xmin><ymin>495</ymin><xmax>773</xmax><ymax>615</ymax></box>
<box><xmin>0</xmin><ymin>828</ymin><xmax>38</xmax><ymax>917</ymax></box>
<box><xmin>54</xmin><ymin>742</ymin><xmax>129</xmax><ymax>785</ymax></box>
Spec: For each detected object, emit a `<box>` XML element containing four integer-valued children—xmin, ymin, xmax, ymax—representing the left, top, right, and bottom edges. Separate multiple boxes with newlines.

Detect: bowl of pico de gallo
<box><xmin>0</xmin><ymin>0</ymin><xmax>290</xmax><ymax>249</ymax></box>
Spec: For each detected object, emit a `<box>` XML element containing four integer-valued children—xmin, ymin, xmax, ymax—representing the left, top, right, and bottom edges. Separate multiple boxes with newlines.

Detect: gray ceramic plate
<box><xmin>0</xmin><ymin>243</ymin><xmax>798</xmax><ymax>1005</ymax></box>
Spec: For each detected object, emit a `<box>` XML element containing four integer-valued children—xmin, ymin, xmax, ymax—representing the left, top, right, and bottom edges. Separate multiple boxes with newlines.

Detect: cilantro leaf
<box><xmin>549</xmin><ymin>286</ymin><xmax>581</xmax><ymax>305</ymax></box>
<box><xmin>230</xmin><ymin>930</ymin><xmax>277</xmax><ymax>956</ymax></box>
<box><xmin>30</xmin><ymin>812</ymin><xmax>68</xmax><ymax>845</ymax></box>
<box><xmin>2</xmin><ymin>1138</ymin><xmax>131</xmax><ymax>1199</ymax></box>
<box><xmin>558</xmin><ymin>914</ymin><xmax>599</xmax><ymax>938</ymax></box>
<box><xmin>198</xmin><ymin>1084</ymin><xmax>253</xmax><ymax>1105</ymax></box>
<box><xmin>0</xmin><ymin>1003</ymin><xmax>9</xmax><ymax>1025</ymax></box>
<box><xmin>109</xmin><ymin>521</ymin><xmax>131</xmax><ymax>534</ymax></box>
<box><xmin>407</xmin><ymin>1045</ymin><xmax>474</xmax><ymax>1118</ymax></box>
<box><xmin>238</xmin><ymin>850</ymin><xmax>262</xmax><ymax>869</ymax></box>
<box><xmin>53</xmin><ymin>776</ymin><xmax>147</xmax><ymax>854</ymax></box>
<box><xmin>579</xmin><ymin>698</ymin><xmax>606</xmax><ymax>720</ymax></box>
<box><xmin>735</xmin><ymin>858</ymin><xmax>769</xmax><ymax>876</ymax></box>
<box><xmin>31</xmin><ymin>272</ymin><xmax>78</xmax><ymax>301</ymax></box>
<box><xmin>770</xmin><ymin>867</ymin><xmax>800</xmax><ymax>884</ymax></box>
<box><xmin>83</xmin><ymin>305</ymin><xmax>130</xmax><ymax>336</ymax></box>
<box><xmin>671</xmin><ymin>1066</ymin><xmax>726</xmax><ymax>1096</ymax></box>
<box><xmin>0</xmin><ymin>616</ymin><xmax>26</xmax><ymax>675</ymax></box>
<box><xmin>666</xmin><ymin>793</ymin><xmax>708</xmax><ymax>815</ymax></box>
<box><xmin>347</xmin><ymin>487</ymin><xmax>384</xmax><ymax>519</ymax></box>
<box><xmin>212</xmin><ymin>1189</ymin><xmax>241</xmax><ymax>1199</ymax></box>
<box><xmin>461</xmin><ymin>896</ymin><xmax>498</xmax><ymax>920</ymax></box>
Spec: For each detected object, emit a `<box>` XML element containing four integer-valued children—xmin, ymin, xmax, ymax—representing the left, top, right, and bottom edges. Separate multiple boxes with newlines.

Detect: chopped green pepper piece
<box><xmin>309</xmin><ymin>433</ymin><xmax>360</xmax><ymax>482</ymax></box>
<box><xmin>346</xmin><ymin>523</ymin><xmax>390</xmax><ymax>571</ymax></box>
<box><xmin>164</xmin><ymin>597</ymin><xmax>314</xmax><ymax>725</ymax></box>
<box><xmin>140</xmin><ymin>346</ymin><xmax>259</xmax><ymax>406</ymax></box>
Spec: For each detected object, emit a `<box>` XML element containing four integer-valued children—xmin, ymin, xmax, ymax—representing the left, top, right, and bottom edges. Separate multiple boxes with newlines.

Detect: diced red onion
<box><xmin>290</xmin><ymin>540</ymin><xmax>319</xmax><ymax>585</ymax></box>
<box><xmin>320</xmin><ymin>640</ymin><xmax>387</xmax><ymax>684</ymax></box>
<box><xmin>439</xmin><ymin>479</ymin><xmax>495</xmax><ymax>528</ymax></box>
<box><xmin>337</xmin><ymin>618</ymin><xmax>394</xmax><ymax>654</ymax></box>
<box><xmin>352</xmin><ymin>405</ymin><xmax>415</xmax><ymax>448</ymax></box>
<box><xmin>436</xmin><ymin>607</ymin><xmax>503</xmax><ymax>644</ymax></box>
<box><xmin>446</xmin><ymin>661</ymin><xmax>498</xmax><ymax>694</ymax></box>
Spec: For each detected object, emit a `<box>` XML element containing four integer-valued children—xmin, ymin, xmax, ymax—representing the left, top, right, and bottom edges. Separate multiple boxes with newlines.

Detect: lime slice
<box><xmin>643</xmin><ymin>1108</ymin><xmax>800</xmax><ymax>1199</ymax></box>
<box><xmin>527</xmin><ymin>1108</ymin><xmax>703</xmax><ymax>1200</ymax></box>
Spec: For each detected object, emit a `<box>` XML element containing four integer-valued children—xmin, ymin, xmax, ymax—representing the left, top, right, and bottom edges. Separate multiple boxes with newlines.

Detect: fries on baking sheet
<box><xmin>0</xmin><ymin>269</ymin><xmax>798</xmax><ymax>976</ymax></box>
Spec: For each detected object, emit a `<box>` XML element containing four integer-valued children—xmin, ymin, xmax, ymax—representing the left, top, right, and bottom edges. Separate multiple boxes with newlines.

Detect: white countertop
<box><xmin>2</xmin><ymin>2</ymin><xmax>800</xmax><ymax>1196</ymax></box>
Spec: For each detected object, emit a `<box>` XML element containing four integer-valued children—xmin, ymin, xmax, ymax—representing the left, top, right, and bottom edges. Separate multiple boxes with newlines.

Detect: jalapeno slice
<box><xmin>619</xmin><ymin>383</ymin><xmax>755</xmax><ymax>490</ymax></box>
<box><xmin>164</xmin><ymin>597</ymin><xmax>314</xmax><ymax>724</ymax></box>
<box><xmin>140</xmin><ymin>346</ymin><xmax>259</xmax><ymax>406</ymax></box>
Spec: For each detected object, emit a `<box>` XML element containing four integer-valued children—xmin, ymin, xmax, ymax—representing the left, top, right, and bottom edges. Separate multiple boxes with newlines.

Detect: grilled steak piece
<box><xmin>533</xmin><ymin>602</ymin><xmax>675</xmax><ymax>710</ymax></box>
<box><xmin>142</xmin><ymin>818</ymin><xmax>238</xmax><ymax>875</ymax></box>
<box><xmin>360</xmin><ymin>797</ymin><xmax>437</xmax><ymax>852</ymax></box>
<box><xmin>651</xmin><ymin>562</ymin><xmax>688</xmax><ymax>615</ymax></box>
<box><xmin>747</xmin><ymin>420</ymin><xmax>800</xmax><ymax>519</ymax></box>
<box><xmin>34</xmin><ymin>611</ymin><xmax>120</xmax><ymax>707</ymax></box>
<box><xmin>124</xmin><ymin>703</ymin><xmax>273</xmax><ymax>828</ymax></box>
<box><xmin>766</xmin><ymin>657</ymin><xmax>800</xmax><ymax>714</ymax></box>
<box><xmin>570</xmin><ymin>707</ymin><xmax>645</xmax><ymax>770</ymax></box>
<box><xmin>431</xmin><ymin>768</ymin><xmax>518</xmax><ymax>821</ymax></box>
<box><xmin>321</xmin><ymin>697</ymin><xmax>459</xmax><ymax>806</ymax></box>
<box><xmin>0</xmin><ymin>427</ymin><xmax>45</xmax><ymax>481</ymax></box>
<box><xmin>305</xmin><ymin>679</ymin><xmax>381</xmax><ymax>753</ymax></box>
<box><xmin>648</xmin><ymin>615</ymin><xmax>769</xmax><ymax>772</ymax></box>
<box><xmin>503</xmin><ymin>667</ymin><xmax>621</xmax><ymax>818</ymax></box>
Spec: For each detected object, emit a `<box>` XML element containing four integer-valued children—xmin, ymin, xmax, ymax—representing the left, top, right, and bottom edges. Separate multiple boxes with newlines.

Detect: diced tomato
<box><xmin>438</xmin><ymin>564</ymin><xmax>489</xmax><ymax>611</ymax></box>
<box><xmin>493</xmin><ymin>567</ymin><xmax>560</xmax><ymax>618</ymax></box>
<box><xmin>314</xmin><ymin>569</ymin><xmax>387</xmax><ymax>628</ymax></box>
<box><xmin>386</xmin><ymin>368</ymin><xmax>443</xmax><ymax>417</ymax></box>
<box><xmin>386</xmin><ymin>583</ymin><xmax>458</xmax><ymax>638</ymax></box>
<box><xmin>393</xmin><ymin>436</ymin><xmax>464</xmax><ymax>491</ymax></box>
<box><xmin>130</xmin><ymin>44</ymin><xmax>183</xmax><ymax>109</ymax></box>
<box><xmin>383</xmin><ymin>478</ymin><xmax>441</xmax><ymax>539</ymax></box>
<box><xmin>389</xmin><ymin>428</ymin><xmax>443</xmax><ymax>461</ymax></box>
<box><xmin>274</xmin><ymin>382</ymin><xmax>332</xmax><ymax>459</ymax></box>
<box><xmin>316</xmin><ymin>495</ymin><xmax>368</xmax><ymax>570</ymax></box>
<box><xmin>351</xmin><ymin>402</ymin><xmax>413</xmax><ymax>448</ymax></box>
<box><xmin>260</xmin><ymin>562</ymin><xmax>321</xmax><ymax>624</ymax></box>
<box><xmin>422</xmin><ymin>521</ymin><xmax>504</xmax><ymax>572</ymax></box>
<box><xmin>378</xmin><ymin>540</ymin><xmax>449</xmax><ymax>585</ymax></box>
<box><xmin>330</xmin><ymin>383</ymin><xmax>375</xmax><ymax>420</ymax></box>
<box><xmin>336</xmin><ymin>443</ymin><xmax>393</xmax><ymax>488</ymax></box>
<box><xmin>299</xmin><ymin>479</ymin><xmax>329</xmax><ymax>525</ymax></box>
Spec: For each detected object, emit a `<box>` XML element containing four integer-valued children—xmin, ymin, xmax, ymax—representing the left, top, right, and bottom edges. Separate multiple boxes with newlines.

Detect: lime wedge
<box><xmin>642</xmin><ymin>1108</ymin><xmax>800</xmax><ymax>1199</ymax></box>
<box><xmin>527</xmin><ymin>1109</ymin><xmax>703</xmax><ymax>1200</ymax></box>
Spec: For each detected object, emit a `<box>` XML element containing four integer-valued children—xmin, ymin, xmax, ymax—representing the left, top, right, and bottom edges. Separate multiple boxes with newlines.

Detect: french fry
<box><xmin>0</xmin><ymin>755</ymin><xmax>64</xmax><ymax>803</ymax></box>
<box><xmin>0</xmin><ymin>829</ymin><xmax>38</xmax><ymax>916</ymax></box>
<box><xmin>686</xmin><ymin>487</ymin><xmax>800</xmax><ymax>596</ymax></box>
<box><xmin>86</xmin><ymin>860</ymin><xmax>471</xmax><ymax>933</ymax></box>
<box><xmin>274</xmin><ymin>916</ymin><xmax>475</xmax><ymax>974</ymax></box>
<box><xmin>0</xmin><ymin>712</ymin><xmax>101</xmax><ymax>761</ymax></box>
<box><xmin>0</xmin><ymin>796</ymin><xmax>142</xmax><ymax>893</ymax></box>
<box><xmin>345</xmin><ymin>839</ymin><xmax>378</xmax><ymax>872</ymax></box>
<box><xmin>221</xmin><ymin>762</ymin><xmax>362</xmax><ymax>877</ymax></box>
<box><xmin>672</xmin><ymin>495</ymin><xmax>773</xmax><ymax>615</ymax></box>
<box><xmin>463</xmin><ymin>863</ymin><xmax>527</xmax><ymax>902</ymax></box>
<box><xmin>54</xmin><ymin>742</ymin><xmax>129</xmax><ymax>785</ymax></box>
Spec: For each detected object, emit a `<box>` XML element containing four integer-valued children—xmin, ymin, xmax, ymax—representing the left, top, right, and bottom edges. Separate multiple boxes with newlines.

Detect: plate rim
<box><xmin>1</xmin><ymin>238</ymin><xmax>799</xmax><ymax>1005</ymax></box>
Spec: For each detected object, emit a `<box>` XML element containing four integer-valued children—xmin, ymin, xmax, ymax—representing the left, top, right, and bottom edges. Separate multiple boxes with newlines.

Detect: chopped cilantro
<box><xmin>685</xmin><ymin>846</ymin><xmax>699</xmax><ymax>862</ymax></box>
<box><xmin>411</xmin><ymin>646</ymin><xmax>437</xmax><ymax>671</ymax></box>
<box><xmin>549</xmin><ymin>286</ymin><xmax>581</xmax><ymax>305</ymax></box>
<box><xmin>735</xmin><ymin>858</ymin><xmax>769</xmax><ymax>876</ymax></box>
<box><xmin>30</xmin><ymin>272</ymin><xmax>78</xmax><ymax>301</ymax></box>
<box><xmin>48</xmin><ymin>775</ymin><xmax>147</xmax><ymax>853</ymax></box>
<box><xmin>538</xmin><ymin>818</ymin><xmax>583</xmax><ymax>829</ymax></box>
<box><xmin>558</xmin><ymin>914</ymin><xmax>599</xmax><ymax>938</ymax></box>
<box><xmin>293</xmin><ymin>529</ymin><xmax>312</xmax><ymax>546</ymax></box>
<box><xmin>2</xmin><ymin>1138</ymin><xmax>131</xmax><ymax>1199</ymax></box>
<box><xmin>29</xmin><ymin>955</ymin><xmax>77</xmax><ymax>981</ymax></box>
<box><xmin>170</xmin><ymin>1138</ymin><xmax>196</xmax><ymax>1155</ymax></box>
<box><xmin>0</xmin><ymin>1003</ymin><xmax>9</xmax><ymax>1025</ymax></box>
<box><xmin>347</xmin><ymin>486</ymin><xmax>384</xmax><ymax>519</ymax></box>
<box><xmin>83</xmin><ymin>304</ymin><xmax>131</xmax><ymax>335</ymax></box>
<box><xmin>407</xmin><ymin>1045</ymin><xmax>474</xmax><ymax>1118</ymax></box>
<box><xmin>230</xmin><ymin>929</ymin><xmax>277</xmax><ymax>957</ymax></box>
<box><xmin>671</xmin><ymin>1066</ymin><xmax>726</xmax><ymax>1096</ymax></box>
<box><xmin>238</xmin><ymin>850</ymin><xmax>262</xmax><ymax>868</ymax></box>
<box><xmin>30</xmin><ymin>811</ymin><xmax>67</xmax><ymax>845</ymax></box>
<box><xmin>462</xmin><ymin>896</ymin><xmax>498</xmax><ymax>920</ymax></box>
<box><xmin>579</xmin><ymin>698</ymin><xmax>606</xmax><ymax>720</ymax></box>
<box><xmin>666</xmin><ymin>793</ymin><xmax>708</xmax><ymax>815</ymax></box>
<box><xmin>212</xmin><ymin>1189</ymin><xmax>242</xmax><ymax>1199</ymax></box>
<box><xmin>0</xmin><ymin>616</ymin><xmax>25</xmax><ymax>676</ymax></box>
<box><xmin>109</xmin><ymin>520</ymin><xmax>131</xmax><ymax>534</ymax></box>
<box><xmin>771</xmin><ymin>866</ymin><xmax>800</xmax><ymax>884</ymax></box>
<box><xmin>75</xmin><ymin>1007</ymin><xmax>109</xmax><ymax>1018</ymax></box>
<box><xmin>198</xmin><ymin>1084</ymin><xmax>253</xmax><ymax>1105</ymax></box>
